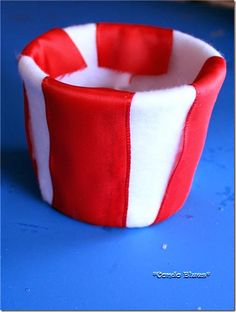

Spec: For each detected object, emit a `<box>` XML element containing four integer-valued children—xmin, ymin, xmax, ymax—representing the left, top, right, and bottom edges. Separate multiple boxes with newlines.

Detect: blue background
<box><xmin>1</xmin><ymin>1</ymin><xmax>234</xmax><ymax>310</ymax></box>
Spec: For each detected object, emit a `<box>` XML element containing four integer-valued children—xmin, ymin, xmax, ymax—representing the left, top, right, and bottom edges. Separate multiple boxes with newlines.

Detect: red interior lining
<box><xmin>22</xmin><ymin>24</ymin><xmax>172</xmax><ymax>78</ymax></box>
<box><xmin>96</xmin><ymin>23</ymin><xmax>173</xmax><ymax>76</ymax></box>
<box><xmin>22</xmin><ymin>28</ymin><xmax>87</xmax><ymax>78</ymax></box>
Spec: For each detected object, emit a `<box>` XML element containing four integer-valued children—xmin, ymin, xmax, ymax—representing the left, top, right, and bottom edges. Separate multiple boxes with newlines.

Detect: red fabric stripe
<box><xmin>42</xmin><ymin>77</ymin><xmax>134</xmax><ymax>227</ymax></box>
<box><xmin>96</xmin><ymin>23</ymin><xmax>172</xmax><ymax>76</ymax></box>
<box><xmin>22</xmin><ymin>28</ymin><xmax>86</xmax><ymax>78</ymax></box>
<box><xmin>154</xmin><ymin>56</ymin><xmax>226</xmax><ymax>223</ymax></box>
<box><xmin>23</xmin><ymin>85</ymin><xmax>39</xmax><ymax>179</ymax></box>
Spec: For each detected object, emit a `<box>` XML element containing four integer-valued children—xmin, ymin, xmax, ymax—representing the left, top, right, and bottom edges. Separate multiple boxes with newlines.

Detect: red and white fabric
<box><xmin>18</xmin><ymin>23</ymin><xmax>226</xmax><ymax>227</ymax></box>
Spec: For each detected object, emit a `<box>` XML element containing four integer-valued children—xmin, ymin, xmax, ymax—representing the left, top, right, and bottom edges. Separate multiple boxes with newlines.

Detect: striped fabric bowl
<box><xmin>18</xmin><ymin>23</ymin><xmax>226</xmax><ymax>227</ymax></box>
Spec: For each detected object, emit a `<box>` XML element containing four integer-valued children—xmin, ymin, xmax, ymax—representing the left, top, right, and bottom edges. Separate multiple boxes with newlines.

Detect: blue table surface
<box><xmin>1</xmin><ymin>1</ymin><xmax>234</xmax><ymax>310</ymax></box>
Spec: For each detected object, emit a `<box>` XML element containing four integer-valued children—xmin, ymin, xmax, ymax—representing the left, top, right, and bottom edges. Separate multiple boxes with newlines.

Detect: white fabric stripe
<box><xmin>18</xmin><ymin>56</ymin><xmax>53</xmax><ymax>204</ymax></box>
<box><xmin>126</xmin><ymin>86</ymin><xmax>197</xmax><ymax>228</ymax></box>
<box><xmin>63</xmin><ymin>24</ymin><xmax>97</xmax><ymax>67</ymax></box>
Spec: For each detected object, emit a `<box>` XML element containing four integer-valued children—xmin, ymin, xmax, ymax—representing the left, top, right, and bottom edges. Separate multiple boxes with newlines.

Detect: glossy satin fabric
<box><xmin>97</xmin><ymin>23</ymin><xmax>173</xmax><ymax>76</ymax></box>
<box><xmin>22</xmin><ymin>28</ymin><xmax>87</xmax><ymax>77</ymax></box>
<box><xmin>43</xmin><ymin>77</ymin><xmax>134</xmax><ymax>226</ymax></box>
<box><xmin>154</xmin><ymin>56</ymin><xmax>226</xmax><ymax>223</ymax></box>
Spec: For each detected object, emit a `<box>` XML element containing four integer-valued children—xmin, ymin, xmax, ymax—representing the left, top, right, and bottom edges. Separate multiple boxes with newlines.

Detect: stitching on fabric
<box><xmin>122</xmin><ymin>95</ymin><xmax>133</xmax><ymax>227</ymax></box>
<box><xmin>154</xmin><ymin>89</ymin><xmax>198</xmax><ymax>223</ymax></box>
<box><xmin>154</xmin><ymin>56</ymin><xmax>226</xmax><ymax>224</ymax></box>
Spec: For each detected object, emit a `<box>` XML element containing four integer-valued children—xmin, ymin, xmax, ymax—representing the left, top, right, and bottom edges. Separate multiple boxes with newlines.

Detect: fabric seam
<box><xmin>122</xmin><ymin>96</ymin><xmax>132</xmax><ymax>227</ymax></box>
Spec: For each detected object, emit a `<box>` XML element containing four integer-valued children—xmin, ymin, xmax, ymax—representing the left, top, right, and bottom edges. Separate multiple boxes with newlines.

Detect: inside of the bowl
<box><xmin>56</xmin><ymin>25</ymin><xmax>220</xmax><ymax>92</ymax></box>
<box><xmin>21</xmin><ymin>23</ymin><xmax>220</xmax><ymax>92</ymax></box>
